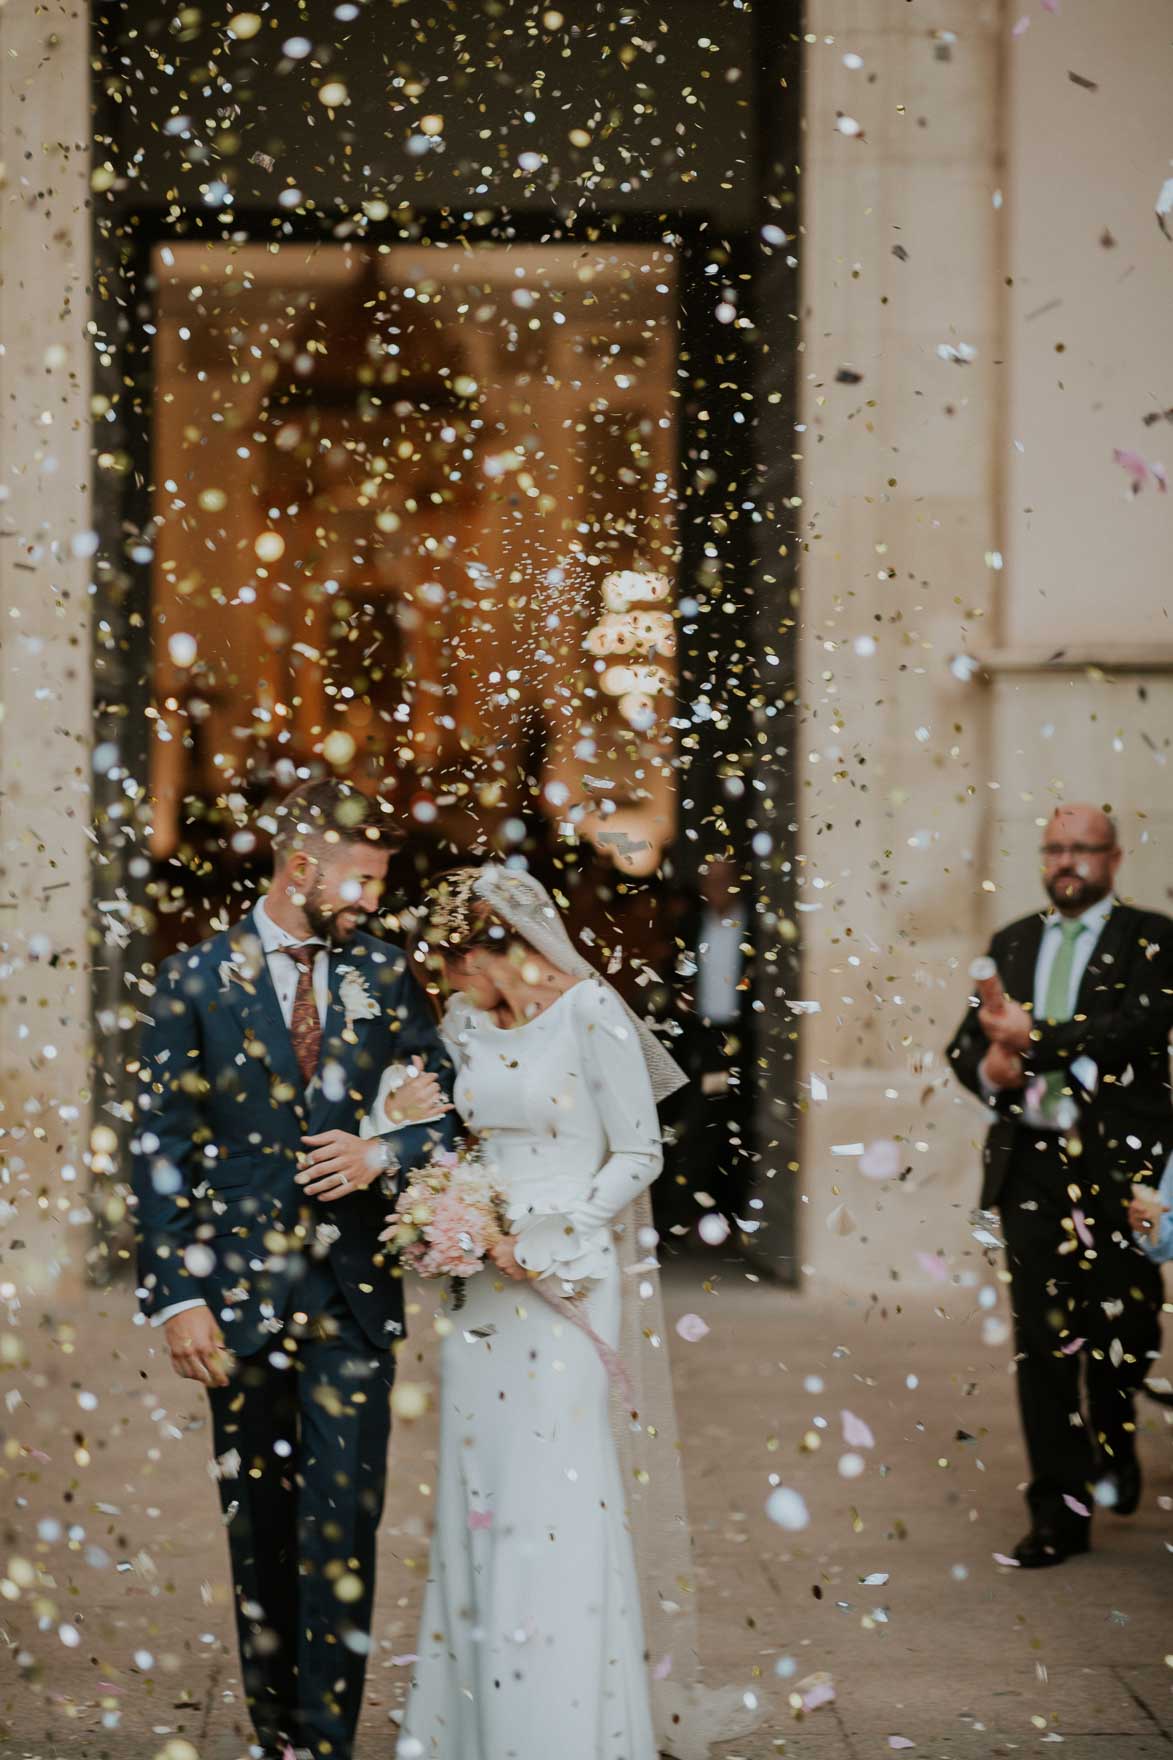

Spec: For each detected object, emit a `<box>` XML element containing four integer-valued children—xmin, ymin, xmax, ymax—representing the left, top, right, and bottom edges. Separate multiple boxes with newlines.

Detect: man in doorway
<box><xmin>666</xmin><ymin>857</ymin><xmax>755</xmax><ymax>1227</ymax></box>
<box><xmin>947</xmin><ymin>805</ymin><xmax>1172</xmax><ymax>1567</ymax></box>
<box><xmin>133</xmin><ymin>780</ymin><xmax>456</xmax><ymax>1758</ymax></box>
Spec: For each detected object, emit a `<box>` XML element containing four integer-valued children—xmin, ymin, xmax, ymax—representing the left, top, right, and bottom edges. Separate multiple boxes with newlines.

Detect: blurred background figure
<box><xmin>661</xmin><ymin>857</ymin><xmax>755</xmax><ymax>1239</ymax></box>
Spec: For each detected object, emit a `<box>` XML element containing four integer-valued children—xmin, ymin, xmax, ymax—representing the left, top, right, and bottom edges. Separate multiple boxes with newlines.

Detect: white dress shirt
<box><xmin>696</xmin><ymin>903</ymin><xmax>748</xmax><ymax>1026</ymax></box>
<box><xmin>252</xmin><ymin>891</ymin><xmax>330</xmax><ymax>1029</ymax></box>
<box><xmin>984</xmin><ymin>892</ymin><xmax>1114</xmax><ymax>1129</ymax></box>
<box><xmin>152</xmin><ymin>896</ymin><xmax>328</xmax><ymax>1329</ymax></box>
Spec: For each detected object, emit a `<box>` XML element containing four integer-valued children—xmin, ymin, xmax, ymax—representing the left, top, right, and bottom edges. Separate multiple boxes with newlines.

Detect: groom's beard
<box><xmin>304</xmin><ymin>877</ymin><xmax>364</xmax><ymax>944</ymax></box>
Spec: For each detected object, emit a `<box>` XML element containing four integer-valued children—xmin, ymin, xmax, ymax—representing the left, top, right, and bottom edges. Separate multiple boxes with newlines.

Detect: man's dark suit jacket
<box><xmin>947</xmin><ymin>902</ymin><xmax>1173</xmax><ymax>1210</ymax></box>
<box><xmin>132</xmin><ymin>917</ymin><xmax>457</xmax><ymax>1355</ymax></box>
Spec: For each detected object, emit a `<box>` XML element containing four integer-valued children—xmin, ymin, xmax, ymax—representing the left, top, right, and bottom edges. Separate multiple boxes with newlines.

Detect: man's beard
<box><xmin>304</xmin><ymin>875</ymin><xmax>362</xmax><ymax>943</ymax></box>
<box><xmin>1045</xmin><ymin>871</ymin><xmax>1108</xmax><ymax>914</ymax></box>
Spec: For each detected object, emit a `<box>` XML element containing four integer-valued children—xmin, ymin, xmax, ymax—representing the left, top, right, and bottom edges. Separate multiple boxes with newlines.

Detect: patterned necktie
<box><xmin>1041</xmin><ymin>919</ymin><xmax>1085</xmax><ymax>1120</ymax></box>
<box><xmin>287</xmin><ymin>945</ymin><xmax>322</xmax><ymax>1086</ymax></box>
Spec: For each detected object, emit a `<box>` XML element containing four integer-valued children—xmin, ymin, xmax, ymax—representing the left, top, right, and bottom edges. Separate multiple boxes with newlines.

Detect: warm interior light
<box><xmin>600</xmin><ymin>662</ymin><xmax>672</xmax><ymax>698</ymax></box>
<box><xmin>601</xmin><ymin>569</ymin><xmax>671</xmax><ymax>612</ymax></box>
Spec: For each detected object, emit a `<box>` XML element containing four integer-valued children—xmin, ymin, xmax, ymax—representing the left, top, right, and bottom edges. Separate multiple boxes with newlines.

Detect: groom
<box><xmin>133</xmin><ymin>780</ymin><xmax>456</xmax><ymax>1759</ymax></box>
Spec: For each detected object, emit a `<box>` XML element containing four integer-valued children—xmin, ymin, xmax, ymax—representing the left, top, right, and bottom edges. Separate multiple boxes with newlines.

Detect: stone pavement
<box><xmin>1</xmin><ymin>1263</ymin><xmax>1170</xmax><ymax>1759</ymax></box>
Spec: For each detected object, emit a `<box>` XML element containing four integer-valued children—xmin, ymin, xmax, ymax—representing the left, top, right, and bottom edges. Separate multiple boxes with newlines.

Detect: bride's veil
<box><xmin>434</xmin><ymin>863</ymin><xmax>759</xmax><ymax>1760</ymax></box>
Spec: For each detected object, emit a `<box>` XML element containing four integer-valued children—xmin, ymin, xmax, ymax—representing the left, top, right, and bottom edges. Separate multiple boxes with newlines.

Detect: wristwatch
<box><xmin>372</xmin><ymin>1139</ymin><xmax>399</xmax><ymax>1197</ymax></box>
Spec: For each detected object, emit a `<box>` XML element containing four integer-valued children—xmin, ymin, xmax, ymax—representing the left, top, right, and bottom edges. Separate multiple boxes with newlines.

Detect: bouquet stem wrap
<box><xmin>530</xmin><ymin>1281</ymin><xmax>635</xmax><ymax>1407</ymax></box>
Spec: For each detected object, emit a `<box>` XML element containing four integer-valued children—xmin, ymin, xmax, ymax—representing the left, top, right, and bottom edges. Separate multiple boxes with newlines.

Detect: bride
<box><xmin>378</xmin><ymin>863</ymin><xmax>751</xmax><ymax>1760</ymax></box>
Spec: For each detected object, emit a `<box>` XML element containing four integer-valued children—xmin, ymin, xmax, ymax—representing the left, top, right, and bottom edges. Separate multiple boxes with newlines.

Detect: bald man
<box><xmin>948</xmin><ymin>806</ymin><xmax>1172</xmax><ymax>1567</ymax></box>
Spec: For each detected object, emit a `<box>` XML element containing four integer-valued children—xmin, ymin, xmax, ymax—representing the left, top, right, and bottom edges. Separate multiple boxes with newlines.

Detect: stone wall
<box><xmin>797</xmin><ymin>0</ymin><xmax>1173</xmax><ymax>1288</ymax></box>
<box><xmin>0</xmin><ymin>2</ymin><xmax>94</xmax><ymax>1301</ymax></box>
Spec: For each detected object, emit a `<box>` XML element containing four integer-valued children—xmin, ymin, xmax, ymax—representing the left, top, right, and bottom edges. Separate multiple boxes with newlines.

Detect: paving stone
<box><xmin>1</xmin><ymin>1273</ymin><xmax>1169</xmax><ymax>1760</ymax></box>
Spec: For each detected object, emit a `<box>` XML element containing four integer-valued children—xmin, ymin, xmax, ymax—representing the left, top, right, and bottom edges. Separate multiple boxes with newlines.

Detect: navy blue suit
<box><xmin>133</xmin><ymin>915</ymin><xmax>456</xmax><ymax>1758</ymax></box>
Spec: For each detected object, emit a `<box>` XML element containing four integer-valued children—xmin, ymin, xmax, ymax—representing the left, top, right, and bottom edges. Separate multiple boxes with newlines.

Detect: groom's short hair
<box><xmin>270</xmin><ymin>779</ymin><xmax>392</xmax><ymax>862</ymax></box>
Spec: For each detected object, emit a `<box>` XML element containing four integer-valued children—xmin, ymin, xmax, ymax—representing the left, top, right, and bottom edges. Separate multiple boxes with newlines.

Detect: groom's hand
<box><xmin>164</xmin><ymin>1306</ymin><xmax>230</xmax><ymax>1388</ymax></box>
<box><xmin>298</xmin><ymin>1130</ymin><xmax>384</xmax><ymax>1198</ymax></box>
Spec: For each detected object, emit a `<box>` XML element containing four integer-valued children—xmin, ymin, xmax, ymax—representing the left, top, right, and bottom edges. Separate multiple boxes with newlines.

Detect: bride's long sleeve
<box><xmin>510</xmin><ymin>981</ymin><xmax>663</xmax><ymax>1288</ymax></box>
<box><xmin>570</xmin><ymin>981</ymin><xmax>663</xmax><ymax>1229</ymax></box>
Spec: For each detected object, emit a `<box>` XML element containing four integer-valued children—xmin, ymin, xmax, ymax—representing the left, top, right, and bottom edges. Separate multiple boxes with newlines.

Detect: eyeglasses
<box><xmin>1039</xmin><ymin>842</ymin><xmax>1115</xmax><ymax>861</ymax></box>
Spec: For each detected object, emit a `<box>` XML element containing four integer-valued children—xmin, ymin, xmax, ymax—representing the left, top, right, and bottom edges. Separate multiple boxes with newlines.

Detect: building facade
<box><xmin>1</xmin><ymin>0</ymin><xmax>1170</xmax><ymax>1302</ymax></box>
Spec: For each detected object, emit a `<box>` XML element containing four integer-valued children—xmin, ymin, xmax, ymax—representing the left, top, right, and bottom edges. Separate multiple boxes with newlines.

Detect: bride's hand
<box><xmin>489</xmin><ymin>1233</ymin><xmax>528</xmax><ymax>1282</ymax></box>
<box><xmin>384</xmin><ymin>1058</ymin><xmax>452</xmax><ymax>1126</ymax></box>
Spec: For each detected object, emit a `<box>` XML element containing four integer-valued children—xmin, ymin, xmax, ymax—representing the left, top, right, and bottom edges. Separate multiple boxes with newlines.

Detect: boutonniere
<box><xmin>218</xmin><ymin>933</ymin><xmax>263</xmax><ymax>993</ymax></box>
<box><xmin>338</xmin><ymin>965</ymin><xmax>379</xmax><ymax>1031</ymax></box>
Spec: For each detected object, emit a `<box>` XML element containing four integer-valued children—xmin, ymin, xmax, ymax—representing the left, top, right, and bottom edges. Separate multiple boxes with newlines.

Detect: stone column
<box><xmin>0</xmin><ymin>3</ymin><xmax>93</xmax><ymax>1301</ymax></box>
<box><xmin>796</xmin><ymin>0</ymin><xmax>1005</xmax><ymax>1284</ymax></box>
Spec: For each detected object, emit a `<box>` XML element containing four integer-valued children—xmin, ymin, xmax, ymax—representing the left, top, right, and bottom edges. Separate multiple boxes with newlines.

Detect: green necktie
<box><xmin>1041</xmin><ymin>919</ymin><xmax>1085</xmax><ymax>1120</ymax></box>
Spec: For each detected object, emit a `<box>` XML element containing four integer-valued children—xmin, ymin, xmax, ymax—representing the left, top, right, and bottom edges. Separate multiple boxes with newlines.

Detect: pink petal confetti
<box><xmin>675</xmin><ymin>1313</ymin><xmax>710</xmax><ymax>1343</ymax></box>
<box><xmin>1114</xmin><ymin>448</ymin><xmax>1168</xmax><ymax>493</ymax></box>
<box><xmin>1060</xmin><ymin>1336</ymin><xmax>1085</xmax><ymax>1355</ymax></box>
<box><xmin>859</xmin><ymin>1137</ymin><xmax>903</xmax><ymax>1180</ymax></box>
<box><xmin>652</xmin><ymin>1654</ymin><xmax>673</xmax><ymax>1681</ymax></box>
<box><xmin>799</xmin><ymin>1674</ymin><xmax>836</xmax><ymax>1712</ymax></box>
<box><xmin>1041</xmin><ymin>0</ymin><xmax>1060</xmax><ymax>11</ymax></box>
<box><xmin>1072</xmin><ymin>1207</ymin><xmax>1094</xmax><ymax>1247</ymax></box>
<box><xmin>468</xmin><ymin>1508</ymin><xmax>493</xmax><ymax>1531</ymax></box>
<box><xmin>889</xmin><ymin>1742</ymin><xmax>917</xmax><ymax>1753</ymax></box>
<box><xmin>916</xmin><ymin>1251</ymin><xmax>949</xmax><ymax>1283</ymax></box>
<box><xmin>842</xmin><ymin>1409</ymin><xmax>876</xmax><ymax>1450</ymax></box>
<box><xmin>390</xmin><ymin>1654</ymin><xmax>418</xmax><ymax>1666</ymax></box>
<box><xmin>993</xmin><ymin>1552</ymin><xmax>1022</xmax><ymax>1567</ymax></box>
<box><xmin>1012</xmin><ymin>14</ymin><xmax>1031</xmax><ymax>35</ymax></box>
<box><xmin>1063</xmin><ymin>1494</ymin><xmax>1091</xmax><ymax>1519</ymax></box>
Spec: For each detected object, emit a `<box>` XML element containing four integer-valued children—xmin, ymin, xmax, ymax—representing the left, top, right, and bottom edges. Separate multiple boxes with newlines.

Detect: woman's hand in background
<box><xmin>1128</xmin><ymin>1187</ymin><xmax>1167</xmax><ymax>1236</ymax></box>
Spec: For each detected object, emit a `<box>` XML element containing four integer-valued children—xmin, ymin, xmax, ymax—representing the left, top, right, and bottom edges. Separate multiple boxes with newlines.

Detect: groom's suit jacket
<box><xmin>947</xmin><ymin>901</ymin><xmax>1173</xmax><ymax>1210</ymax></box>
<box><xmin>133</xmin><ymin>915</ymin><xmax>457</xmax><ymax>1355</ymax></box>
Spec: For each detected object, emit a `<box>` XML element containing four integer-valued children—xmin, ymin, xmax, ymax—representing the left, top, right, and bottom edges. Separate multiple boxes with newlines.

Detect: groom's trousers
<box><xmin>1000</xmin><ymin>1135</ymin><xmax>1162</xmax><ymax>1533</ymax></box>
<box><xmin>207</xmin><ymin>1256</ymin><xmax>394</xmax><ymax>1759</ymax></box>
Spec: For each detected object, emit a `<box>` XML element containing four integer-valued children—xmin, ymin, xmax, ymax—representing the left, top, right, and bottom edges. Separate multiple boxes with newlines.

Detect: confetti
<box><xmin>842</xmin><ymin>1410</ymin><xmax>876</xmax><ymax>1450</ymax></box>
<box><xmin>1158</xmin><ymin>173</ymin><xmax>1173</xmax><ymax>238</ymax></box>
<box><xmin>765</xmin><ymin>1487</ymin><xmax>811</xmax><ymax>1531</ymax></box>
<box><xmin>1113</xmin><ymin>448</ymin><xmax>1168</xmax><ymax>493</ymax></box>
<box><xmin>859</xmin><ymin>1138</ymin><xmax>903</xmax><ymax>1180</ymax></box>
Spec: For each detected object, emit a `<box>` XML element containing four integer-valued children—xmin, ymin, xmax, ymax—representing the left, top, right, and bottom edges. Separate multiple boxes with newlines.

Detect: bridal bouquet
<box><xmin>379</xmin><ymin>1142</ymin><xmax>504</xmax><ymax>1308</ymax></box>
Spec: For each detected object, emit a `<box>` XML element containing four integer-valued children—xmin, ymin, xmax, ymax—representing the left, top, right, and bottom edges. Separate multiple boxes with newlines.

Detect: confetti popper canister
<box><xmin>968</xmin><ymin>955</ymin><xmax>1005</xmax><ymax>1012</ymax></box>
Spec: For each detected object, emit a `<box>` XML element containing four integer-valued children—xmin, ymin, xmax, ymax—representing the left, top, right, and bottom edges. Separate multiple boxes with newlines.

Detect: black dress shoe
<box><xmin>1013</xmin><ymin>1526</ymin><xmax>1091</xmax><ymax>1569</ymax></box>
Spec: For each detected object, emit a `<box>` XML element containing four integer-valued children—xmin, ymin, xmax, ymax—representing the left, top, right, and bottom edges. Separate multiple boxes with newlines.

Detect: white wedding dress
<box><xmin>398</xmin><ymin>978</ymin><xmax>661</xmax><ymax>1760</ymax></box>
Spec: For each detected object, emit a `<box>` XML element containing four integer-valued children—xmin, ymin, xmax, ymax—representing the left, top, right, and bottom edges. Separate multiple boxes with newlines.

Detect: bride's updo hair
<box><xmin>420</xmin><ymin>866</ymin><xmax>520</xmax><ymax>960</ymax></box>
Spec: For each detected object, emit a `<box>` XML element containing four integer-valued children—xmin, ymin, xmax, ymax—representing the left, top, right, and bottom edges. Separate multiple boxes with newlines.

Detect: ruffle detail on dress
<box><xmin>508</xmin><ymin>1205</ymin><xmax>614</xmax><ymax>1289</ymax></box>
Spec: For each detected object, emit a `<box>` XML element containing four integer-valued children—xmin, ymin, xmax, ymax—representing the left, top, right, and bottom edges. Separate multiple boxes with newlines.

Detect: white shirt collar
<box><xmin>252</xmin><ymin>892</ymin><xmax>324</xmax><ymax>954</ymax></box>
<box><xmin>1042</xmin><ymin>893</ymin><xmax>1115</xmax><ymax>938</ymax></box>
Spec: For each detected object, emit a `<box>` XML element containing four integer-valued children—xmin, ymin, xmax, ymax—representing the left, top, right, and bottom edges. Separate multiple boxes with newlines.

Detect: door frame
<box><xmin>88</xmin><ymin>13</ymin><xmax>802</xmax><ymax>1284</ymax></box>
